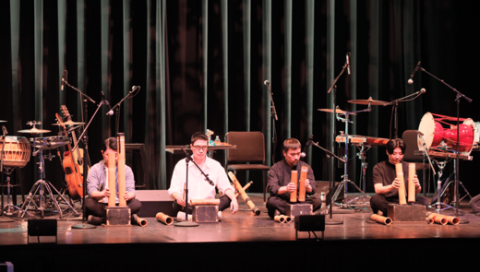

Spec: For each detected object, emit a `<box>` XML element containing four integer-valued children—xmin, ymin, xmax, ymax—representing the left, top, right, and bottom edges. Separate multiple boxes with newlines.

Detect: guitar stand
<box><xmin>18</xmin><ymin>148</ymin><xmax>77</xmax><ymax>218</ymax></box>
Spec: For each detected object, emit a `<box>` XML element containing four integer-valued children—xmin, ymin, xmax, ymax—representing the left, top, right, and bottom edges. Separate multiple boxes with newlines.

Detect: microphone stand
<box><xmin>310</xmin><ymin>140</ymin><xmax>344</xmax><ymax>225</ymax></box>
<box><xmin>266</xmin><ymin>82</ymin><xmax>278</xmax><ymax>166</ymax></box>
<box><xmin>174</xmin><ymin>147</ymin><xmax>213</xmax><ymax>227</ymax></box>
<box><xmin>62</xmin><ymin>81</ymin><xmax>103</xmax><ymax>229</ymax></box>
<box><xmin>419</xmin><ymin>67</ymin><xmax>472</xmax><ymax>219</ymax></box>
<box><xmin>110</xmin><ymin>86</ymin><xmax>141</xmax><ymax>135</ymax></box>
<box><xmin>326</xmin><ymin>55</ymin><xmax>349</xmax><ymax>225</ymax></box>
<box><xmin>383</xmin><ymin>89</ymin><xmax>425</xmax><ymax>139</ymax></box>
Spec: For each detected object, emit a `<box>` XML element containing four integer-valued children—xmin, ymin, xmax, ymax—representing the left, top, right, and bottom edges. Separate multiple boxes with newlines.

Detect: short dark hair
<box><xmin>102</xmin><ymin>137</ymin><xmax>117</xmax><ymax>151</ymax></box>
<box><xmin>386</xmin><ymin>138</ymin><xmax>406</xmax><ymax>154</ymax></box>
<box><xmin>191</xmin><ymin>132</ymin><xmax>209</xmax><ymax>145</ymax></box>
<box><xmin>282</xmin><ymin>138</ymin><xmax>301</xmax><ymax>152</ymax></box>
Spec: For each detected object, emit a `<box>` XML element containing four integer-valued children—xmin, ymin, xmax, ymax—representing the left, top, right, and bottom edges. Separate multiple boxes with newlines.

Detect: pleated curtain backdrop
<box><xmin>1</xmin><ymin>0</ymin><xmax>479</xmax><ymax>196</ymax></box>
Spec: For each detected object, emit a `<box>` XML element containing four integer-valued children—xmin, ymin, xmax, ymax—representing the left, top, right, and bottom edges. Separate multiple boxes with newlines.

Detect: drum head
<box><xmin>418</xmin><ymin>112</ymin><xmax>435</xmax><ymax>150</ymax></box>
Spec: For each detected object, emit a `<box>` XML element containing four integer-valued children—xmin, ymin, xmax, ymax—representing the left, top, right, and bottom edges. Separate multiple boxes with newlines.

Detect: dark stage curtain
<box><xmin>1</xmin><ymin>0</ymin><xmax>479</xmax><ymax>197</ymax></box>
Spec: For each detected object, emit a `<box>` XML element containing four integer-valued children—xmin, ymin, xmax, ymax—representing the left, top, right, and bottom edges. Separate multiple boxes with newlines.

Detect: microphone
<box><xmin>61</xmin><ymin>70</ymin><xmax>67</xmax><ymax>91</ymax></box>
<box><xmin>301</xmin><ymin>135</ymin><xmax>314</xmax><ymax>158</ymax></box>
<box><xmin>346</xmin><ymin>53</ymin><xmax>351</xmax><ymax>75</ymax></box>
<box><xmin>420</xmin><ymin>88</ymin><xmax>426</xmax><ymax>94</ymax></box>
<box><xmin>407</xmin><ymin>61</ymin><xmax>421</xmax><ymax>84</ymax></box>
<box><xmin>101</xmin><ymin>91</ymin><xmax>114</xmax><ymax>116</ymax></box>
<box><xmin>132</xmin><ymin>86</ymin><xmax>141</xmax><ymax>92</ymax></box>
<box><xmin>264</xmin><ymin>80</ymin><xmax>270</xmax><ymax>86</ymax></box>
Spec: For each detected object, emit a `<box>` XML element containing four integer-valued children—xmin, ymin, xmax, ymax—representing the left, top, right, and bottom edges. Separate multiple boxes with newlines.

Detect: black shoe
<box><xmin>88</xmin><ymin>215</ymin><xmax>105</xmax><ymax>225</ymax></box>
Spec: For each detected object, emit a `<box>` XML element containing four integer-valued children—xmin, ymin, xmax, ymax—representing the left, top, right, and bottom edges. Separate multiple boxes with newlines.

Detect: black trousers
<box><xmin>85</xmin><ymin>198</ymin><xmax>142</xmax><ymax>218</ymax></box>
<box><xmin>172</xmin><ymin>195</ymin><xmax>231</xmax><ymax>214</ymax></box>
<box><xmin>370</xmin><ymin>194</ymin><xmax>429</xmax><ymax>216</ymax></box>
<box><xmin>266</xmin><ymin>196</ymin><xmax>322</xmax><ymax>219</ymax></box>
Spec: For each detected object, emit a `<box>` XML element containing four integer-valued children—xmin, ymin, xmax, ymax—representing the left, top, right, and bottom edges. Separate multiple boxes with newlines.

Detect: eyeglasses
<box><xmin>193</xmin><ymin>145</ymin><xmax>208</xmax><ymax>151</ymax></box>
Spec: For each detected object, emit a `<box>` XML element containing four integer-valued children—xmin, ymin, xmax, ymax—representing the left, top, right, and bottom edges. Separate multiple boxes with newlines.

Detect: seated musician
<box><xmin>370</xmin><ymin>138</ymin><xmax>429</xmax><ymax>215</ymax></box>
<box><xmin>266</xmin><ymin>138</ymin><xmax>322</xmax><ymax>219</ymax></box>
<box><xmin>168</xmin><ymin>132</ymin><xmax>238</xmax><ymax>215</ymax></box>
<box><xmin>85</xmin><ymin>137</ymin><xmax>142</xmax><ymax>225</ymax></box>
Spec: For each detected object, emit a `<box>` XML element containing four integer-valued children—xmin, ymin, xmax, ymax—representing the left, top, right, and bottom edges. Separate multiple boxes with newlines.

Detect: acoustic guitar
<box><xmin>56</xmin><ymin>111</ymin><xmax>84</xmax><ymax>199</ymax></box>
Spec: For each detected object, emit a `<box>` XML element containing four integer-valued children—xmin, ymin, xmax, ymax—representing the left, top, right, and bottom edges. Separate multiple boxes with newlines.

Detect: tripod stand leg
<box><xmin>43</xmin><ymin>181</ymin><xmax>63</xmax><ymax>219</ymax></box>
<box><xmin>330</xmin><ymin>181</ymin><xmax>345</xmax><ymax>207</ymax></box>
<box><xmin>48</xmin><ymin>181</ymin><xmax>78</xmax><ymax>216</ymax></box>
<box><xmin>18</xmin><ymin>181</ymin><xmax>41</xmax><ymax>218</ymax></box>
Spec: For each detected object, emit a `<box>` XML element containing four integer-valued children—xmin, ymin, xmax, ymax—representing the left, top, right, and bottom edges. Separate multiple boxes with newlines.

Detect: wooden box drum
<box><xmin>418</xmin><ymin>112</ymin><xmax>476</xmax><ymax>154</ymax></box>
<box><xmin>0</xmin><ymin>136</ymin><xmax>31</xmax><ymax>168</ymax></box>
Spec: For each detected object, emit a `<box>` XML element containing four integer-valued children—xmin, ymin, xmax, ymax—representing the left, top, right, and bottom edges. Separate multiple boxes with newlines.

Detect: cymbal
<box><xmin>348</xmin><ymin>97</ymin><xmax>388</xmax><ymax>106</ymax></box>
<box><xmin>18</xmin><ymin>127</ymin><xmax>51</xmax><ymax>134</ymax></box>
<box><xmin>52</xmin><ymin>121</ymin><xmax>85</xmax><ymax>126</ymax></box>
<box><xmin>318</xmin><ymin>108</ymin><xmax>357</xmax><ymax>115</ymax></box>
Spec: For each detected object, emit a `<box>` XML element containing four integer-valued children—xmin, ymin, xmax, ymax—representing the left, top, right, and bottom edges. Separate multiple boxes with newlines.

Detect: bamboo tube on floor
<box><xmin>408</xmin><ymin>163</ymin><xmax>416</xmax><ymax>203</ymax></box>
<box><xmin>371</xmin><ymin>214</ymin><xmax>393</xmax><ymax>225</ymax></box>
<box><xmin>107</xmin><ymin>153</ymin><xmax>116</xmax><ymax>207</ymax></box>
<box><xmin>156</xmin><ymin>212</ymin><xmax>174</xmax><ymax>225</ymax></box>
<box><xmin>395</xmin><ymin>163</ymin><xmax>407</xmax><ymax>205</ymax></box>
<box><xmin>229</xmin><ymin>172</ymin><xmax>260</xmax><ymax>215</ymax></box>
<box><xmin>235</xmin><ymin>181</ymin><xmax>253</xmax><ymax>198</ymax></box>
<box><xmin>290</xmin><ymin>170</ymin><xmax>298</xmax><ymax>202</ymax></box>
<box><xmin>190</xmin><ymin>199</ymin><xmax>221</xmax><ymax>206</ymax></box>
<box><xmin>132</xmin><ymin>214</ymin><xmax>148</xmax><ymax>227</ymax></box>
<box><xmin>427</xmin><ymin>213</ymin><xmax>448</xmax><ymax>225</ymax></box>
<box><xmin>298</xmin><ymin>166</ymin><xmax>308</xmax><ymax>202</ymax></box>
<box><xmin>274</xmin><ymin>215</ymin><xmax>286</xmax><ymax>223</ymax></box>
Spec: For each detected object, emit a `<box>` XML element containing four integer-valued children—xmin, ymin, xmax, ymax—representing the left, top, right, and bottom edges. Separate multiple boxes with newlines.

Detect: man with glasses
<box><xmin>168</xmin><ymin>132</ymin><xmax>238</xmax><ymax>216</ymax></box>
<box><xmin>85</xmin><ymin>137</ymin><xmax>142</xmax><ymax>225</ymax></box>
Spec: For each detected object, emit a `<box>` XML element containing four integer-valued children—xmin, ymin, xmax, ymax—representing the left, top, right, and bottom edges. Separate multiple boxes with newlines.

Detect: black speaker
<box><xmin>27</xmin><ymin>219</ymin><xmax>57</xmax><ymax>244</ymax></box>
<box><xmin>295</xmin><ymin>214</ymin><xmax>325</xmax><ymax>232</ymax></box>
<box><xmin>469</xmin><ymin>194</ymin><xmax>480</xmax><ymax>213</ymax></box>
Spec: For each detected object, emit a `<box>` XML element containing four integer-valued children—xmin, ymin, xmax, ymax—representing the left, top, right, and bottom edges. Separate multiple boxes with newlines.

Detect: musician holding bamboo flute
<box><xmin>85</xmin><ymin>137</ymin><xmax>142</xmax><ymax>225</ymax></box>
<box><xmin>370</xmin><ymin>138</ymin><xmax>428</xmax><ymax>216</ymax></box>
<box><xmin>266</xmin><ymin>138</ymin><xmax>321</xmax><ymax>219</ymax></box>
<box><xmin>168</xmin><ymin>132</ymin><xmax>238</xmax><ymax>215</ymax></box>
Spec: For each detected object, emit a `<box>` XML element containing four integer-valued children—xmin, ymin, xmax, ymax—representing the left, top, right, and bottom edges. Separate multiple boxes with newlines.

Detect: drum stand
<box><xmin>331</xmin><ymin>108</ymin><xmax>371</xmax><ymax>209</ymax></box>
<box><xmin>430</xmin><ymin>160</ymin><xmax>455</xmax><ymax>213</ymax></box>
<box><xmin>18</xmin><ymin>147</ymin><xmax>76</xmax><ymax>218</ymax></box>
<box><xmin>345</xmin><ymin>144</ymin><xmax>371</xmax><ymax>207</ymax></box>
<box><xmin>1</xmin><ymin>168</ymin><xmax>21</xmax><ymax>216</ymax></box>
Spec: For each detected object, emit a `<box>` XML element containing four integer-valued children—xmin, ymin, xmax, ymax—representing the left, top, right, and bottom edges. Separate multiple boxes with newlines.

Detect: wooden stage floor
<box><xmin>1</xmin><ymin>193</ymin><xmax>479</xmax><ymax>271</ymax></box>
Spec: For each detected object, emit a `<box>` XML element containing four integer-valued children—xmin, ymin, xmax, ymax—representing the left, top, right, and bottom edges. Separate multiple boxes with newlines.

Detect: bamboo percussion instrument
<box><xmin>107</xmin><ymin>152</ymin><xmax>116</xmax><ymax>207</ymax></box>
<box><xmin>156</xmin><ymin>212</ymin><xmax>174</xmax><ymax>225</ymax></box>
<box><xmin>408</xmin><ymin>163</ymin><xmax>416</xmax><ymax>202</ymax></box>
<box><xmin>274</xmin><ymin>215</ymin><xmax>292</xmax><ymax>223</ymax></box>
<box><xmin>426</xmin><ymin>216</ymin><xmax>434</xmax><ymax>224</ymax></box>
<box><xmin>274</xmin><ymin>215</ymin><xmax>285</xmax><ymax>223</ymax></box>
<box><xmin>228</xmin><ymin>172</ymin><xmax>261</xmax><ymax>215</ymax></box>
<box><xmin>190</xmin><ymin>199</ymin><xmax>221</xmax><ymax>206</ymax></box>
<box><xmin>290</xmin><ymin>170</ymin><xmax>298</xmax><ymax>202</ymax></box>
<box><xmin>395</xmin><ymin>163</ymin><xmax>407</xmax><ymax>205</ymax></box>
<box><xmin>298</xmin><ymin>166</ymin><xmax>308</xmax><ymax>202</ymax></box>
<box><xmin>132</xmin><ymin>214</ymin><xmax>148</xmax><ymax>227</ymax></box>
<box><xmin>235</xmin><ymin>181</ymin><xmax>253</xmax><ymax>198</ymax></box>
<box><xmin>370</xmin><ymin>214</ymin><xmax>393</xmax><ymax>225</ymax></box>
<box><xmin>117</xmin><ymin>133</ymin><xmax>127</xmax><ymax>206</ymax></box>
<box><xmin>427</xmin><ymin>213</ymin><xmax>460</xmax><ymax>225</ymax></box>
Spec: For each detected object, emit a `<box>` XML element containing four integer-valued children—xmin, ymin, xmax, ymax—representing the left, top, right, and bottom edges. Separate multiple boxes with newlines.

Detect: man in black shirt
<box><xmin>370</xmin><ymin>138</ymin><xmax>429</xmax><ymax>215</ymax></box>
<box><xmin>266</xmin><ymin>138</ymin><xmax>322</xmax><ymax>219</ymax></box>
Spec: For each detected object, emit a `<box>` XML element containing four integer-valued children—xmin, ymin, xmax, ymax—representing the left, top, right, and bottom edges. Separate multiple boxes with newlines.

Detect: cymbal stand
<box><xmin>331</xmin><ymin>104</ymin><xmax>372</xmax><ymax>208</ymax></box>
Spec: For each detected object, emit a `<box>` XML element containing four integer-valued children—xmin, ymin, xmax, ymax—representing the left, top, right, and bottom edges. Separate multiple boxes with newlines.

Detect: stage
<box><xmin>1</xmin><ymin>192</ymin><xmax>479</xmax><ymax>271</ymax></box>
